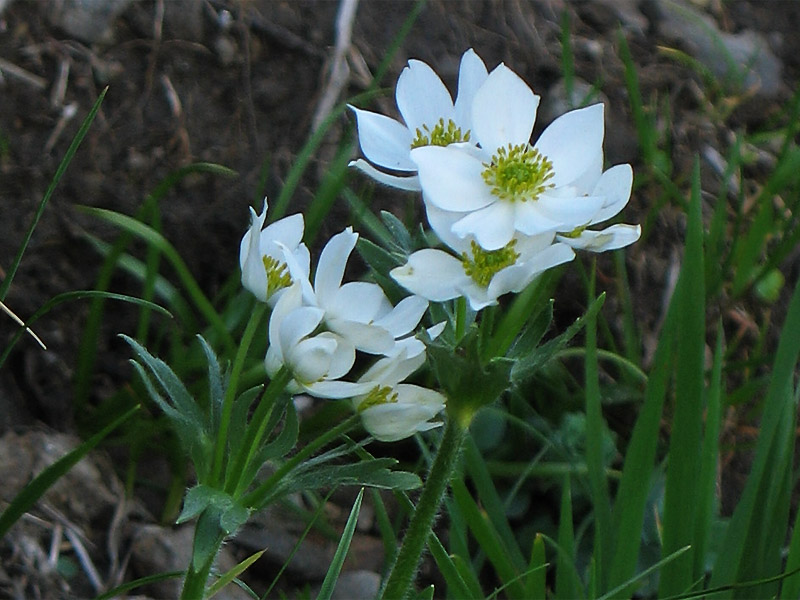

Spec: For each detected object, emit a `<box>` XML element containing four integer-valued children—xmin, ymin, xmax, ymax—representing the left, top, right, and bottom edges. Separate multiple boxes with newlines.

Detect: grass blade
<box><xmin>77</xmin><ymin>206</ymin><xmax>235</xmax><ymax>355</ymax></box>
<box><xmin>206</xmin><ymin>550</ymin><xmax>264</xmax><ymax>599</ymax></box>
<box><xmin>0</xmin><ymin>88</ymin><xmax>107</xmax><ymax>301</ymax></box>
<box><xmin>316</xmin><ymin>488</ymin><xmax>364</xmax><ymax>600</ymax></box>
<box><xmin>658</xmin><ymin>161</ymin><xmax>705</xmax><ymax>597</ymax></box>
<box><xmin>525</xmin><ymin>533</ymin><xmax>547</xmax><ymax>599</ymax></box>
<box><xmin>554</xmin><ymin>476</ymin><xmax>582</xmax><ymax>599</ymax></box>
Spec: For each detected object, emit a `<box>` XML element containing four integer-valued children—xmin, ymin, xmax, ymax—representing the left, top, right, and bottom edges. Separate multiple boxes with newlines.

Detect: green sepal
<box><xmin>426</xmin><ymin>330</ymin><xmax>514</xmax><ymax>423</ymax></box>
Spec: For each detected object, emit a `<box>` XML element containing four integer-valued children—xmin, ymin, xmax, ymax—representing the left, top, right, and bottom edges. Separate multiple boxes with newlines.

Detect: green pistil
<box><xmin>263</xmin><ymin>255</ymin><xmax>292</xmax><ymax>298</ymax></box>
<box><xmin>410</xmin><ymin>118</ymin><xmax>470</xmax><ymax>149</ymax></box>
<box><xmin>358</xmin><ymin>385</ymin><xmax>399</xmax><ymax>412</ymax></box>
<box><xmin>482</xmin><ymin>144</ymin><xmax>555</xmax><ymax>202</ymax></box>
<box><xmin>461</xmin><ymin>239</ymin><xmax>520</xmax><ymax>288</ymax></box>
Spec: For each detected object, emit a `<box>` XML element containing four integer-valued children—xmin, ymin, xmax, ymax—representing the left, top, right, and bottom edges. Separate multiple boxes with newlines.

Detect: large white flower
<box><xmin>411</xmin><ymin>64</ymin><xmax>621</xmax><ymax>251</ymax></box>
<box><xmin>239</xmin><ymin>199</ymin><xmax>310</xmax><ymax>306</ymax></box>
<box><xmin>349</xmin><ymin>49</ymin><xmax>489</xmax><ymax>191</ymax></box>
<box><xmin>391</xmin><ymin>205</ymin><xmax>575</xmax><ymax>311</ymax></box>
<box><xmin>265</xmin><ymin>283</ymin><xmax>371</xmax><ymax>399</ymax></box>
<box><xmin>353</xmin><ymin>335</ymin><xmax>446</xmax><ymax>442</ymax></box>
<box><xmin>300</xmin><ymin>227</ymin><xmax>429</xmax><ymax>355</ymax></box>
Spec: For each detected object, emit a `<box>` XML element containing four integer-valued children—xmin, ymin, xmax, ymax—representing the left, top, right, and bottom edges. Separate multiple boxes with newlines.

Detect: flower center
<box><xmin>357</xmin><ymin>385</ymin><xmax>399</xmax><ymax>412</ymax></box>
<box><xmin>482</xmin><ymin>144</ymin><xmax>555</xmax><ymax>202</ymax></box>
<box><xmin>461</xmin><ymin>239</ymin><xmax>520</xmax><ymax>288</ymax></box>
<box><xmin>263</xmin><ymin>255</ymin><xmax>292</xmax><ymax>299</ymax></box>
<box><xmin>410</xmin><ymin>118</ymin><xmax>470</xmax><ymax>149</ymax></box>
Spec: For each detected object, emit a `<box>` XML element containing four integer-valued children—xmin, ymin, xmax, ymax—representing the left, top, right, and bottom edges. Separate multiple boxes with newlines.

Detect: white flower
<box><xmin>411</xmin><ymin>64</ymin><xmax>620</xmax><ymax>251</ymax></box>
<box><xmin>349</xmin><ymin>49</ymin><xmax>489</xmax><ymax>191</ymax></box>
<box><xmin>390</xmin><ymin>205</ymin><xmax>575</xmax><ymax>311</ymax></box>
<box><xmin>554</xmin><ymin>164</ymin><xmax>642</xmax><ymax>252</ymax></box>
<box><xmin>353</xmin><ymin>335</ymin><xmax>446</xmax><ymax>442</ymax></box>
<box><xmin>265</xmin><ymin>284</ymin><xmax>371</xmax><ymax>399</ymax></box>
<box><xmin>305</xmin><ymin>227</ymin><xmax>429</xmax><ymax>355</ymax></box>
<box><xmin>239</xmin><ymin>199</ymin><xmax>310</xmax><ymax>306</ymax></box>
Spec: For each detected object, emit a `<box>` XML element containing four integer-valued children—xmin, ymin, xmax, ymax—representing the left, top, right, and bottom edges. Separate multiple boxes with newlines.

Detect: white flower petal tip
<box><xmin>557</xmin><ymin>224</ymin><xmax>641</xmax><ymax>253</ymax></box>
<box><xmin>348</xmin><ymin>159</ymin><xmax>422</xmax><ymax>191</ymax></box>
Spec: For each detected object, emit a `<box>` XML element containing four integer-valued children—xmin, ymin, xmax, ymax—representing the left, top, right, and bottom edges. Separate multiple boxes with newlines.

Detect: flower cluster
<box><xmin>240</xmin><ymin>200</ymin><xmax>445</xmax><ymax>442</ymax></box>
<box><xmin>351</xmin><ymin>49</ymin><xmax>640</xmax><ymax>310</ymax></box>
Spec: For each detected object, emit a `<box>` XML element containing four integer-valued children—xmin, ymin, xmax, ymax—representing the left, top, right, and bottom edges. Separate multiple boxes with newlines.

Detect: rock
<box><xmin>330</xmin><ymin>570</ymin><xmax>381</xmax><ymax>600</ymax></box>
<box><xmin>43</xmin><ymin>0</ymin><xmax>133</xmax><ymax>44</ymax></box>
<box><xmin>130</xmin><ymin>524</ymin><xmax>251</xmax><ymax>600</ymax></box>
<box><xmin>655</xmin><ymin>0</ymin><xmax>783</xmax><ymax>98</ymax></box>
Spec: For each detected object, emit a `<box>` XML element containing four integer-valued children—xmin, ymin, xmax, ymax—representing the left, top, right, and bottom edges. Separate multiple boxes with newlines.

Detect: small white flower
<box><xmin>265</xmin><ymin>284</ymin><xmax>371</xmax><ymax>399</ymax></box>
<box><xmin>306</xmin><ymin>227</ymin><xmax>429</xmax><ymax>355</ymax></box>
<box><xmin>411</xmin><ymin>64</ymin><xmax>620</xmax><ymax>251</ymax></box>
<box><xmin>353</xmin><ymin>338</ymin><xmax>446</xmax><ymax>442</ymax></box>
<box><xmin>554</xmin><ymin>164</ymin><xmax>642</xmax><ymax>252</ymax></box>
<box><xmin>349</xmin><ymin>49</ymin><xmax>489</xmax><ymax>191</ymax></box>
<box><xmin>391</xmin><ymin>205</ymin><xmax>575</xmax><ymax>311</ymax></box>
<box><xmin>239</xmin><ymin>199</ymin><xmax>310</xmax><ymax>306</ymax></box>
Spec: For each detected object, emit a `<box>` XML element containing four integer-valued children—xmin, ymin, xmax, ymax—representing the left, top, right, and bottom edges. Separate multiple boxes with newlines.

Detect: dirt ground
<box><xmin>1</xmin><ymin>0</ymin><xmax>799</xmax><ymax>598</ymax></box>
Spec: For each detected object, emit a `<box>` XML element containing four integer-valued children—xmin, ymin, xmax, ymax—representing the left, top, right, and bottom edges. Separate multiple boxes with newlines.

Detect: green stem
<box><xmin>379</xmin><ymin>417</ymin><xmax>468</xmax><ymax>600</ymax></box>
<box><xmin>179</xmin><ymin>510</ymin><xmax>225</xmax><ymax>600</ymax></box>
<box><xmin>210</xmin><ymin>303</ymin><xmax>267</xmax><ymax>486</ymax></box>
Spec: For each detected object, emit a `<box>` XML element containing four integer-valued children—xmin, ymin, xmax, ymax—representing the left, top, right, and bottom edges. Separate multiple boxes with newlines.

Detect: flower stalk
<box><xmin>379</xmin><ymin>414</ymin><xmax>469</xmax><ymax>600</ymax></box>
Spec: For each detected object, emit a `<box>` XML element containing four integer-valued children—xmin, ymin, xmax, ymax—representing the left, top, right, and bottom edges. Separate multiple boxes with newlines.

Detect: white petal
<box><xmin>240</xmin><ymin>203</ymin><xmax>269</xmax><ymax>301</ymax></box>
<box><xmin>424</xmin><ymin>203</ymin><xmax>470</xmax><ymax>253</ymax></box>
<box><xmin>472</xmin><ymin>64</ymin><xmax>539</xmax><ymax>151</ymax></box>
<box><xmin>373</xmin><ymin>295</ymin><xmax>428</xmax><ymax>338</ymax></box>
<box><xmin>290</xmin><ymin>336</ymin><xmax>338</xmax><ymax>383</ymax></box>
<box><xmin>360</xmin><ymin>349</ymin><xmax>427</xmax><ymax>387</ymax></box>
<box><xmin>590</xmin><ymin>164</ymin><xmax>634</xmax><ymax>224</ymax></box>
<box><xmin>489</xmin><ymin>242</ymin><xmax>575</xmax><ymax>297</ymax></box>
<box><xmin>349</xmin><ymin>106</ymin><xmax>415</xmax><ymax>171</ymax></box>
<box><xmin>317</xmin><ymin>332</ymin><xmax>356</xmax><ymax>379</ymax></box>
<box><xmin>268</xmin><ymin>283</ymin><xmax>304</xmax><ymax>356</ymax></box>
<box><xmin>390</xmin><ymin>249</ymin><xmax>466</xmax><ymax>301</ymax></box>
<box><xmin>558</xmin><ymin>224</ymin><xmax>641</xmax><ymax>252</ymax></box>
<box><xmin>327</xmin><ymin>318</ymin><xmax>394</xmax><ymax>355</ymax></box>
<box><xmin>534</xmin><ymin>104</ymin><xmax>604</xmax><ymax>188</ymax></box>
<box><xmin>359</xmin><ymin>386</ymin><xmax>445</xmax><ymax>441</ymax></box>
<box><xmin>535</xmin><ymin>192</ymin><xmax>606</xmax><ymax>230</ymax></box>
<box><xmin>329</xmin><ymin>281</ymin><xmax>392</xmax><ymax>323</ymax></box>
<box><xmin>262</xmin><ymin>213</ymin><xmax>304</xmax><ymax>252</ymax></box>
<box><xmin>315</xmin><ymin>228</ymin><xmax>358</xmax><ymax>308</ymax></box>
<box><xmin>451</xmin><ymin>202</ymin><xmax>516</xmax><ymax>250</ymax></box>
<box><xmin>279</xmin><ymin>306</ymin><xmax>325</xmax><ymax>356</ymax></box>
<box><xmin>454</xmin><ymin>49</ymin><xmax>489</xmax><ymax>131</ymax></box>
<box><xmin>411</xmin><ymin>146</ymin><xmax>495</xmax><ymax>212</ymax></box>
<box><xmin>396</xmin><ymin>59</ymin><xmax>455</xmax><ymax>132</ymax></box>
<box><xmin>512</xmin><ymin>201</ymin><xmax>564</xmax><ymax>236</ymax></box>
<box><xmin>304</xmin><ymin>379</ymin><xmax>373</xmax><ymax>400</ymax></box>
<box><xmin>348</xmin><ymin>159</ymin><xmax>422</xmax><ymax>191</ymax></box>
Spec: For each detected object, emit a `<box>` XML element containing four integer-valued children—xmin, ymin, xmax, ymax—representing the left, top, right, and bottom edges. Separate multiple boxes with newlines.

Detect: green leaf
<box><xmin>525</xmin><ymin>534</ymin><xmax>547</xmax><ymax>599</ymax></box>
<box><xmin>197</xmin><ymin>335</ymin><xmax>227</xmax><ymax>435</ymax></box>
<box><xmin>77</xmin><ymin>205</ymin><xmax>235</xmax><ymax>355</ymax></box>
<box><xmin>506</xmin><ymin>299</ymin><xmax>554</xmax><ymax>360</ymax></box>
<box><xmin>0</xmin><ymin>406</ymin><xmax>138</xmax><ymax>538</ymax></box>
<box><xmin>207</xmin><ymin>550</ymin><xmax>264</xmax><ymax>599</ymax></box>
<box><xmin>659</xmin><ymin>160</ymin><xmax>705</xmax><ymax>597</ymax></box>
<box><xmin>317</xmin><ymin>489</ymin><xmax>364</xmax><ymax>600</ymax></box>
<box><xmin>95</xmin><ymin>571</ymin><xmax>183</xmax><ymax>600</ymax></box>
<box><xmin>511</xmin><ymin>293</ymin><xmax>605</xmax><ymax>384</ymax></box>
<box><xmin>555</xmin><ymin>476</ymin><xmax>581</xmax><ymax>599</ymax></box>
<box><xmin>380</xmin><ymin>210</ymin><xmax>414</xmax><ymax>253</ymax></box>
<box><xmin>192</xmin><ymin>507</ymin><xmax>225</xmax><ymax>572</ymax></box>
<box><xmin>0</xmin><ymin>290</ymin><xmax>172</xmax><ymax>369</ymax></box>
